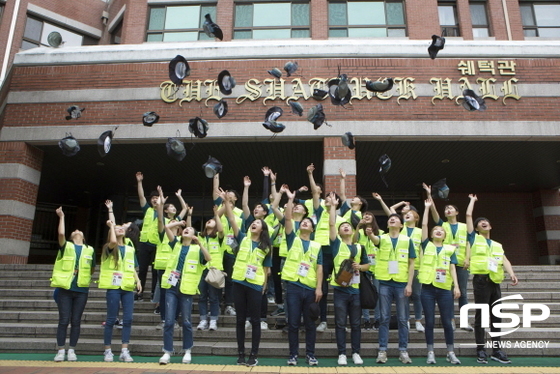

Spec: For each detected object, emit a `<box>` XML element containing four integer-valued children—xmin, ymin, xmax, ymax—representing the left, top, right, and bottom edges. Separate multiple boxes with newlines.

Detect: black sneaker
<box><xmin>477</xmin><ymin>350</ymin><xmax>488</xmax><ymax>364</ymax></box>
<box><xmin>237</xmin><ymin>353</ymin><xmax>246</xmax><ymax>365</ymax></box>
<box><xmin>364</xmin><ymin>321</ymin><xmax>373</xmax><ymax>330</ymax></box>
<box><xmin>134</xmin><ymin>293</ymin><xmax>143</xmax><ymax>301</ymax></box>
<box><xmin>491</xmin><ymin>350</ymin><xmax>511</xmax><ymax>364</ymax></box>
<box><xmin>246</xmin><ymin>353</ymin><xmax>258</xmax><ymax>367</ymax></box>
<box><xmin>154</xmin><ymin>305</ymin><xmax>160</xmax><ymax>315</ymax></box>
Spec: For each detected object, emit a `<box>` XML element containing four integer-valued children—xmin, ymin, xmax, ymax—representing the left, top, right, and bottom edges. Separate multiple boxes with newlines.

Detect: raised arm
<box><xmin>56</xmin><ymin>207</ymin><xmax>66</xmax><ymax>247</ymax></box>
<box><xmin>242</xmin><ymin>176</ymin><xmax>251</xmax><ymax>220</ymax></box>
<box><xmin>284</xmin><ymin>188</ymin><xmax>295</xmax><ymax>235</ymax></box>
<box><xmin>213</xmin><ymin>205</ymin><xmax>224</xmax><ymax>239</ymax></box>
<box><xmin>270</xmin><ymin>184</ymin><xmax>287</xmax><ymax>221</ymax></box>
<box><xmin>466</xmin><ymin>194</ymin><xmax>477</xmax><ymax>233</ymax></box>
<box><xmin>212</xmin><ymin>173</ymin><xmax>220</xmax><ymax>201</ymax></box>
<box><xmin>339</xmin><ymin>169</ymin><xmax>347</xmax><ymax>202</ymax></box>
<box><xmin>165</xmin><ymin>220</ymin><xmax>184</xmax><ymax>242</ymax></box>
<box><xmin>192</xmin><ymin>235</ymin><xmax>212</xmax><ymax>262</ymax></box>
<box><xmin>107</xmin><ymin>220</ymin><xmax>117</xmax><ymax>249</ymax></box>
<box><xmin>269</xmin><ymin>170</ymin><xmax>278</xmax><ymax>200</ymax></box>
<box><xmin>176</xmin><ymin>189</ymin><xmax>188</xmax><ymax>219</ymax></box>
<box><xmin>105</xmin><ymin>200</ymin><xmax>116</xmax><ymax>224</ymax></box>
<box><xmin>222</xmin><ymin>190</ymin><xmax>240</xmax><ymax>237</ymax></box>
<box><xmin>389</xmin><ymin>201</ymin><xmax>408</xmax><ymax>215</ymax></box>
<box><xmin>185</xmin><ymin>206</ymin><xmax>192</xmax><ymax>228</ymax></box>
<box><xmin>155</xmin><ymin>195</ymin><xmax>165</xmax><ymax>234</ymax></box>
<box><xmin>136</xmin><ymin>172</ymin><xmax>147</xmax><ymax>207</ymax></box>
<box><xmin>307</xmin><ymin>163</ymin><xmax>321</xmax><ymax>210</ymax></box>
<box><xmin>372</xmin><ymin>192</ymin><xmax>392</xmax><ymax>216</ymax></box>
<box><xmin>423</xmin><ymin>183</ymin><xmax>440</xmax><ymax>223</ymax></box>
<box><xmin>329</xmin><ymin>192</ymin><xmax>339</xmax><ymax>241</ymax></box>
<box><xmin>422</xmin><ymin>198</ymin><xmax>432</xmax><ymax>241</ymax></box>
<box><xmin>261</xmin><ymin>167</ymin><xmax>271</xmax><ymax>203</ymax></box>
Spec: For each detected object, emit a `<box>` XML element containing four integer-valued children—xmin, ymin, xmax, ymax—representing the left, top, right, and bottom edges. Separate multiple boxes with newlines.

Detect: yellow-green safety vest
<box><xmin>161</xmin><ymin>241</ymin><xmax>204</xmax><ymax>295</ymax></box>
<box><xmin>315</xmin><ymin>208</ymin><xmax>346</xmax><ymax>246</ymax></box>
<box><xmin>200</xmin><ymin>234</ymin><xmax>224</xmax><ymax>270</ymax></box>
<box><xmin>359</xmin><ymin>229</ymin><xmax>384</xmax><ymax>274</ymax></box>
<box><xmin>50</xmin><ymin>242</ymin><xmax>94</xmax><ymax>289</ymax></box>
<box><xmin>442</xmin><ymin>222</ymin><xmax>468</xmax><ymax>267</ymax></box>
<box><xmin>401</xmin><ymin>226</ymin><xmax>422</xmax><ymax>270</ymax></box>
<box><xmin>98</xmin><ymin>245</ymin><xmax>137</xmax><ymax>291</ymax></box>
<box><xmin>418</xmin><ymin>243</ymin><xmax>455</xmax><ymax>290</ymax></box>
<box><xmin>139</xmin><ymin>207</ymin><xmax>160</xmax><ymax>244</ymax></box>
<box><xmin>330</xmin><ymin>239</ymin><xmax>363</xmax><ymax>289</ymax></box>
<box><xmin>375</xmin><ymin>234</ymin><xmax>411</xmax><ymax>283</ymax></box>
<box><xmin>342</xmin><ymin>207</ymin><xmax>362</xmax><ymax>225</ymax></box>
<box><xmin>232</xmin><ymin>237</ymin><xmax>269</xmax><ymax>287</ymax></box>
<box><xmin>469</xmin><ymin>234</ymin><xmax>505</xmax><ymax>284</ymax></box>
<box><xmin>281</xmin><ymin>237</ymin><xmax>322</xmax><ymax>288</ymax></box>
<box><xmin>221</xmin><ymin>206</ymin><xmax>243</xmax><ymax>255</ymax></box>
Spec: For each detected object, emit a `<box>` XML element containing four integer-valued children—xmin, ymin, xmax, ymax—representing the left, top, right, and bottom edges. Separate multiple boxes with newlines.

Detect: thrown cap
<box><xmin>462</xmin><ymin>89</ymin><xmax>487</xmax><ymax>111</ymax></box>
<box><xmin>188</xmin><ymin>117</ymin><xmax>209</xmax><ymax>138</ymax></box>
<box><xmin>65</xmin><ymin>105</ymin><xmax>85</xmax><ymax>120</ymax></box>
<box><xmin>428</xmin><ymin>35</ymin><xmax>445</xmax><ymax>59</ymax></box>
<box><xmin>288</xmin><ymin>100</ymin><xmax>303</xmax><ymax>116</ymax></box>
<box><xmin>213</xmin><ymin>99</ymin><xmax>228</xmax><ymax>119</ymax></box>
<box><xmin>203</xmin><ymin>14</ymin><xmax>223</xmax><ymax>40</ymax></box>
<box><xmin>341</xmin><ymin>132</ymin><xmax>355</xmax><ymax>149</ymax></box>
<box><xmin>169</xmin><ymin>55</ymin><xmax>190</xmax><ymax>86</ymax></box>
<box><xmin>97</xmin><ymin>130</ymin><xmax>113</xmax><ymax>157</ymax></box>
<box><xmin>59</xmin><ymin>134</ymin><xmax>80</xmax><ymax>157</ymax></box>
<box><xmin>267</xmin><ymin>68</ymin><xmax>282</xmax><ymax>79</ymax></box>
<box><xmin>143</xmin><ymin>111</ymin><xmax>159</xmax><ymax>127</ymax></box>
<box><xmin>432</xmin><ymin>178</ymin><xmax>450</xmax><ymax>199</ymax></box>
<box><xmin>284</xmin><ymin>61</ymin><xmax>298</xmax><ymax>77</ymax></box>
<box><xmin>166</xmin><ymin>138</ymin><xmax>186</xmax><ymax>161</ymax></box>
<box><xmin>202</xmin><ymin>155</ymin><xmax>223</xmax><ymax>178</ymax></box>
<box><xmin>307</xmin><ymin>104</ymin><xmax>326</xmax><ymax>130</ymax></box>
<box><xmin>218</xmin><ymin>70</ymin><xmax>236</xmax><ymax>95</ymax></box>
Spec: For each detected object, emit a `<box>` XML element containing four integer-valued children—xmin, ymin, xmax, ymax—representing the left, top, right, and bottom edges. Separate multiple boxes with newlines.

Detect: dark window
<box><xmin>438</xmin><ymin>2</ymin><xmax>460</xmax><ymax>36</ymax></box>
<box><xmin>21</xmin><ymin>15</ymin><xmax>89</xmax><ymax>50</ymax></box>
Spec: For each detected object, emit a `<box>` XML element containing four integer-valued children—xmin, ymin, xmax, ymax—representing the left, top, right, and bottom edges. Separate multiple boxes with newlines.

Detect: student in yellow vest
<box><xmin>369</xmin><ymin>213</ymin><xmax>416</xmax><ymax>364</ymax></box>
<box><xmin>51</xmin><ymin>207</ymin><xmax>95</xmax><ymax>362</ymax></box>
<box><xmin>222</xmin><ymin>189</ymin><xmax>272</xmax><ymax>367</ymax></box>
<box><xmin>281</xmin><ymin>187</ymin><xmax>323</xmax><ymax>366</ymax></box>
<box><xmin>135</xmin><ymin>172</ymin><xmax>161</xmax><ymax>301</ymax></box>
<box><xmin>327</xmin><ymin>193</ymin><xmax>370</xmax><ymax>366</ymax></box>
<box><xmin>197</xmin><ymin>205</ymin><xmax>224</xmax><ymax>331</ymax></box>
<box><xmin>213</xmin><ymin>173</ymin><xmax>243</xmax><ymax>317</ymax></box>
<box><xmin>159</xmin><ymin>220</ymin><xmax>211</xmax><ymax>365</ymax></box>
<box><xmin>338</xmin><ymin>168</ymin><xmax>368</xmax><ymax>228</ymax></box>
<box><xmin>423</xmin><ymin>183</ymin><xmax>473</xmax><ymax>332</ymax></box>
<box><xmin>354</xmin><ymin>211</ymin><xmax>383</xmax><ymax>330</ymax></box>
<box><xmin>465</xmin><ymin>194</ymin><xmax>518</xmax><ymax>365</ymax></box>
<box><xmin>100</xmin><ymin>220</ymin><xmax>142</xmax><ymax>363</ymax></box>
<box><xmin>419</xmin><ymin>199</ymin><xmax>462</xmax><ymax>365</ymax></box>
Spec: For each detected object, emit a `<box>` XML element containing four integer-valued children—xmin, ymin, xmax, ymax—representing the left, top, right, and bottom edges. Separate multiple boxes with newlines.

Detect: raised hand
<box><xmin>56</xmin><ymin>206</ymin><xmax>64</xmax><ymax>217</ymax></box>
<box><xmin>307</xmin><ymin>163</ymin><xmax>315</xmax><ymax>174</ymax></box>
<box><xmin>339</xmin><ymin>168</ymin><xmax>346</xmax><ymax>178</ymax></box>
<box><xmin>372</xmin><ymin>192</ymin><xmax>382</xmax><ymax>200</ymax></box>
<box><xmin>244</xmin><ymin>176</ymin><xmax>251</xmax><ymax>187</ymax></box>
<box><xmin>261</xmin><ymin>167</ymin><xmax>270</xmax><ymax>176</ymax></box>
<box><xmin>135</xmin><ymin>172</ymin><xmax>143</xmax><ymax>182</ymax></box>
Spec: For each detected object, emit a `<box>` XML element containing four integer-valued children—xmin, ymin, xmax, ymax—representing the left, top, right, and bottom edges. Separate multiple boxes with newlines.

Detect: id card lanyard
<box><xmin>388</xmin><ymin>239</ymin><xmax>399</xmax><ymax>274</ymax></box>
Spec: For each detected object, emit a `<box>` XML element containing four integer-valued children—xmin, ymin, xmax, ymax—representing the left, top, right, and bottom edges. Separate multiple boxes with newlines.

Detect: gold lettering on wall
<box><xmin>501</xmin><ymin>78</ymin><xmax>521</xmax><ymax>105</ymax></box>
<box><xmin>430</xmin><ymin>78</ymin><xmax>454</xmax><ymax>104</ymax></box>
<box><xmin>236</xmin><ymin>79</ymin><xmax>262</xmax><ymax>104</ymax></box>
<box><xmin>396</xmin><ymin>77</ymin><xmax>417</xmax><ymax>105</ymax></box>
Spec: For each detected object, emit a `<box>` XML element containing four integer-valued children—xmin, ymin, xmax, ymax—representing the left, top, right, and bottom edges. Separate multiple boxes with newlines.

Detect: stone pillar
<box><xmin>457</xmin><ymin>0</ymin><xmax>473</xmax><ymax>39</ymax></box>
<box><xmin>532</xmin><ymin>189</ymin><xmax>560</xmax><ymax>265</ymax></box>
<box><xmin>323</xmin><ymin>137</ymin><xmax>356</xmax><ymax>199</ymax></box>
<box><xmin>0</xmin><ymin>142</ymin><xmax>43</xmax><ymax>264</ymax></box>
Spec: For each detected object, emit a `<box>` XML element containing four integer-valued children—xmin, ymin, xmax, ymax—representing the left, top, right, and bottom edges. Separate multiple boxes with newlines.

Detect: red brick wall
<box><xmin>406</xmin><ymin>0</ymin><xmax>440</xmax><ymax>40</ymax></box>
<box><xmin>532</xmin><ymin>189</ymin><xmax>560</xmax><ymax>260</ymax></box>
<box><xmin>121</xmin><ymin>0</ymin><xmax>147</xmax><ymax>45</ymax></box>
<box><xmin>323</xmin><ymin>137</ymin><xmax>356</xmax><ymax>198</ymax></box>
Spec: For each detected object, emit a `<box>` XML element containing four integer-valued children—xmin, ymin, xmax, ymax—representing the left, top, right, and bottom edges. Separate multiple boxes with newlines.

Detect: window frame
<box><xmin>146</xmin><ymin>4</ymin><xmax>217</xmax><ymax>42</ymax></box>
<box><xmin>520</xmin><ymin>1</ymin><xmax>560</xmax><ymax>37</ymax></box>
<box><xmin>469</xmin><ymin>1</ymin><xmax>491</xmax><ymax>37</ymax></box>
<box><xmin>21</xmin><ymin>15</ymin><xmax>86</xmax><ymax>50</ymax></box>
<box><xmin>327</xmin><ymin>0</ymin><xmax>407</xmax><ymax>38</ymax></box>
<box><xmin>438</xmin><ymin>1</ymin><xmax>460</xmax><ymax>37</ymax></box>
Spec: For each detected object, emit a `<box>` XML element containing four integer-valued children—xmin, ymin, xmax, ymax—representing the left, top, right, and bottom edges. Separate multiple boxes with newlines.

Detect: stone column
<box><xmin>532</xmin><ymin>189</ymin><xmax>560</xmax><ymax>265</ymax></box>
<box><xmin>323</xmin><ymin>137</ymin><xmax>356</xmax><ymax>199</ymax></box>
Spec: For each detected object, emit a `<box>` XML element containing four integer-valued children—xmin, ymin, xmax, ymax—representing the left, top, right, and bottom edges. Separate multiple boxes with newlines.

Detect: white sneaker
<box><xmin>225</xmin><ymin>306</ymin><xmax>236</xmax><ymax>316</ymax></box>
<box><xmin>104</xmin><ymin>350</ymin><xmax>114</xmax><ymax>362</ymax></box>
<box><xmin>407</xmin><ymin>320</ymin><xmax>410</xmax><ymax>330</ymax></box>
<box><xmin>416</xmin><ymin>321</ymin><xmax>425</xmax><ymax>333</ymax></box>
<box><xmin>209</xmin><ymin>320</ymin><xmax>218</xmax><ymax>331</ymax></box>
<box><xmin>426</xmin><ymin>351</ymin><xmax>436</xmax><ymax>364</ymax></box>
<box><xmin>260</xmin><ymin>321</ymin><xmax>268</xmax><ymax>330</ymax></box>
<box><xmin>182</xmin><ymin>349</ymin><xmax>191</xmax><ymax>364</ymax></box>
<box><xmin>267</xmin><ymin>296</ymin><xmax>275</xmax><ymax>304</ymax></box>
<box><xmin>67</xmin><ymin>349</ymin><xmax>77</xmax><ymax>361</ymax></box>
<box><xmin>245</xmin><ymin>320</ymin><xmax>251</xmax><ymax>329</ymax></box>
<box><xmin>197</xmin><ymin>320</ymin><xmax>208</xmax><ymax>330</ymax></box>
<box><xmin>337</xmin><ymin>354</ymin><xmax>347</xmax><ymax>366</ymax></box>
<box><xmin>399</xmin><ymin>351</ymin><xmax>412</xmax><ymax>364</ymax></box>
<box><xmin>120</xmin><ymin>348</ymin><xmax>133</xmax><ymax>362</ymax></box>
<box><xmin>376</xmin><ymin>351</ymin><xmax>387</xmax><ymax>364</ymax></box>
<box><xmin>156</xmin><ymin>321</ymin><xmax>165</xmax><ymax>330</ymax></box>
<box><xmin>174</xmin><ymin>321</ymin><xmax>180</xmax><ymax>330</ymax></box>
<box><xmin>352</xmin><ymin>353</ymin><xmax>363</xmax><ymax>365</ymax></box>
<box><xmin>451</xmin><ymin>319</ymin><xmax>456</xmax><ymax>331</ymax></box>
<box><xmin>316</xmin><ymin>321</ymin><xmax>327</xmax><ymax>332</ymax></box>
<box><xmin>159</xmin><ymin>352</ymin><xmax>171</xmax><ymax>365</ymax></box>
<box><xmin>447</xmin><ymin>351</ymin><xmax>461</xmax><ymax>365</ymax></box>
<box><xmin>54</xmin><ymin>350</ymin><xmax>65</xmax><ymax>362</ymax></box>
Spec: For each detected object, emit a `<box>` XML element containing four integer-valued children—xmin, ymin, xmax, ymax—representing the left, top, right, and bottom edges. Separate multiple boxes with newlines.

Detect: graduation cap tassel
<box><xmin>381</xmin><ymin>175</ymin><xmax>389</xmax><ymax>188</ymax></box>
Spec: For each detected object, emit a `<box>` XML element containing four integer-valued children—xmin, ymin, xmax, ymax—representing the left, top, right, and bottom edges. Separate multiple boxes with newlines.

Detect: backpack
<box><xmin>335</xmin><ymin>258</ymin><xmax>355</xmax><ymax>287</ymax></box>
<box><xmin>359</xmin><ymin>272</ymin><xmax>378</xmax><ymax>309</ymax></box>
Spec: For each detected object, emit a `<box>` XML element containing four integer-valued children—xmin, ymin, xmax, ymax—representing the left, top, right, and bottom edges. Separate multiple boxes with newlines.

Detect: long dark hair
<box><xmin>126</xmin><ymin>223</ymin><xmax>140</xmax><ymax>250</ymax></box>
<box><xmin>255</xmin><ymin>218</ymin><xmax>272</xmax><ymax>253</ymax></box>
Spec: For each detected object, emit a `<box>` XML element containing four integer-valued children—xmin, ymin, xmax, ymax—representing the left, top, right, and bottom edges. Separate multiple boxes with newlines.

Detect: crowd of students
<box><xmin>50</xmin><ymin>166</ymin><xmax>519</xmax><ymax>366</ymax></box>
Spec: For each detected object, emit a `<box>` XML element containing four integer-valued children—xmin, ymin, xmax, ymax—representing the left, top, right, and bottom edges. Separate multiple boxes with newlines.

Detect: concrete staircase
<box><xmin>0</xmin><ymin>264</ymin><xmax>558</xmax><ymax>360</ymax></box>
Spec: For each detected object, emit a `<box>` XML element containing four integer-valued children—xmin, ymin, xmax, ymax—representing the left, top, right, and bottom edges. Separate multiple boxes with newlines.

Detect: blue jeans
<box><xmin>378</xmin><ymin>284</ymin><xmax>409</xmax><ymax>351</ymax></box>
<box><xmin>222</xmin><ymin>254</ymin><xmax>235</xmax><ymax>306</ymax></box>
<box><xmin>319</xmin><ymin>248</ymin><xmax>333</xmax><ymax>322</ymax></box>
<box><xmin>286</xmin><ymin>282</ymin><xmax>317</xmax><ymax>357</ymax></box>
<box><xmin>410</xmin><ymin>270</ymin><xmax>423</xmax><ymax>320</ymax></box>
<box><xmin>198</xmin><ymin>269</ymin><xmax>222</xmax><ymax>321</ymax></box>
<box><xmin>56</xmin><ymin>288</ymin><xmax>88</xmax><ymax>347</ymax></box>
<box><xmin>163</xmin><ymin>285</ymin><xmax>193</xmax><ymax>352</ymax></box>
<box><xmin>333</xmin><ymin>288</ymin><xmax>361</xmax><ymax>355</ymax></box>
<box><xmin>421</xmin><ymin>284</ymin><xmax>454</xmax><ymax>348</ymax></box>
<box><xmin>455</xmin><ymin>266</ymin><xmax>469</xmax><ymax>310</ymax></box>
<box><xmin>104</xmin><ymin>289</ymin><xmax>134</xmax><ymax>345</ymax></box>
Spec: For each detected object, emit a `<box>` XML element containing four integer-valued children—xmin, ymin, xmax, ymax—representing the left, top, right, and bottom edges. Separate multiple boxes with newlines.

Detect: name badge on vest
<box><xmin>245</xmin><ymin>264</ymin><xmax>257</xmax><ymax>280</ymax></box>
<box><xmin>435</xmin><ymin>269</ymin><xmax>447</xmax><ymax>283</ymax></box>
<box><xmin>388</xmin><ymin>260</ymin><xmax>399</xmax><ymax>274</ymax></box>
<box><xmin>84</xmin><ymin>255</ymin><xmax>93</xmax><ymax>266</ymax></box>
<box><xmin>126</xmin><ymin>259</ymin><xmax>135</xmax><ymax>271</ymax></box>
<box><xmin>112</xmin><ymin>272</ymin><xmax>123</xmax><ymax>286</ymax></box>
<box><xmin>488</xmin><ymin>258</ymin><xmax>498</xmax><ymax>272</ymax></box>
<box><xmin>226</xmin><ymin>234</ymin><xmax>235</xmax><ymax>246</ymax></box>
<box><xmin>368</xmin><ymin>254</ymin><xmax>376</xmax><ymax>265</ymax></box>
<box><xmin>167</xmin><ymin>270</ymin><xmax>180</xmax><ymax>286</ymax></box>
<box><xmin>297</xmin><ymin>261</ymin><xmax>310</xmax><ymax>277</ymax></box>
<box><xmin>352</xmin><ymin>269</ymin><xmax>360</xmax><ymax>284</ymax></box>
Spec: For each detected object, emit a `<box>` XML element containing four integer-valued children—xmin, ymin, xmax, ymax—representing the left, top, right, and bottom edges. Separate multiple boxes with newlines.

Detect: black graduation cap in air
<box><xmin>143</xmin><ymin>111</ymin><xmax>159</xmax><ymax>127</ymax></box>
<box><xmin>284</xmin><ymin>61</ymin><xmax>298</xmax><ymax>77</ymax></box>
<box><xmin>58</xmin><ymin>133</ymin><xmax>80</xmax><ymax>157</ymax></box>
<box><xmin>328</xmin><ymin>71</ymin><xmax>351</xmax><ymax>107</ymax></box>
<box><xmin>65</xmin><ymin>105</ymin><xmax>85</xmax><ymax>120</ymax></box>
<box><xmin>217</xmin><ymin>70</ymin><xmax>236</xmax><ymax>95</ymax></box>
<box><xmin>202</xmin><ymin>155</ymin><xmax>223</xmax><ymax>178</ymax></box>
<box><xmin>213</xmin><ymin>99</ymin><xmax>228</xmax><ymax>119</ymax></box>
<box><xmin>166</xmin><ymin>138</ymin><xmax>186</xmax><ymax>161</ymax></box>
<box><xmin>428</xmin><ymin>34</ymin><xmax>445</xmax><ymax>60</ymax></box>
<box><xmin>341</xmin><ymin>132</ymin><xmax>355</xmax><ymax>149</ymax></box>
<box><xmin>312</xmin><ymin>88</ymin><xmax>328</xmax><ymax>100</ymax></box>
<box><xmin>267</xmin><ymin>68</ymin><xmax>282</xmax><ymax>79</ymax></box>
<box><xmin>432</xmin><ymin>178</ymin><xmax>450</xmax><ymax>199</ymax></box>
<box><xmin>97</xmin><ymin>129</ymin><xmax>115</xmax><ymax>158</ymax></box>
<box><xmin>379</xmin><ymin>154</ymin><xmax>391</xmax><ymax>188</ymax></box>
<box><xmin>169</xmin><ymin>55</ymin><xmax>190</xmax><ymax>85</ymax></box>
<box><xmin>262</xmin><ymin>120</ymin><xmax>285</xmax><ymax>133</ymax></box>
<box><xmin>288</xmin><ymin>100</ymin><xmax>303</xmax><ymax>116</ymax></box>
<box><xmin>462</xmin><ymin>89</ymin><xmax>487</xmax><ymax>111</ymax></box>
<box><xmin>188</xmin><ymin>117</ymin><xmax>209</xmax><ymax>138</ymax></box>
<box><xmin>203</xmin><ymin>14</ymin><xmax>223</xmax><ymax>40</ymax></box>
<box><xmin>365</xmin><ymin>78</ymin><xmax>394</xmax><ymax>93</ymax></box>
<box><xmin>307</xmin><ymin>104</ymin><xmax>327</xmax><ymax>130</ymax></box>
<box><xmin>263</xmin><ymin>106</ymin><xmax>285</xmax><ymax>133</ymax></box>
